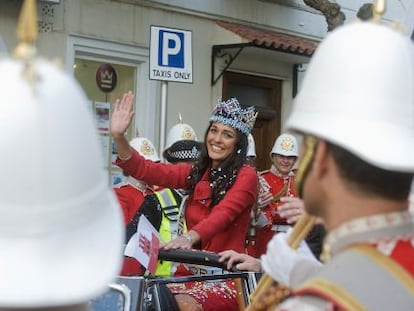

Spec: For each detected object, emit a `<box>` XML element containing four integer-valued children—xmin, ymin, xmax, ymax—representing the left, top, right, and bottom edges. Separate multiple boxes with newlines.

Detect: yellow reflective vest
<box><xmin>154</xmin><ymin>188</ymin><xmax>187</xmax><ymax>276</ymax></box>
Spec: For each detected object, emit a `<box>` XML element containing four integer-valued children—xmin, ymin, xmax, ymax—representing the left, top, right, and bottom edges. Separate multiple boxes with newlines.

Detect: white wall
<box><xmin>116</xmin><ymin>0</ymin><xmax>414</xmax><ymax>36</ymax></box>
<box><xmin>1</xmin><ymin>0</ymin><xmax>413</xmax><ymax>147</ymax></box>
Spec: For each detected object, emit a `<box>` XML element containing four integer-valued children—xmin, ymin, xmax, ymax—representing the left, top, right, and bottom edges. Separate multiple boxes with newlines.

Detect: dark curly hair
<box><xmin>328</xmin><ymin>142</ymin><xmax>413</xmax><ymax>200</ymax></box>
<box><xmin>187</xmin><ymin>123</ymin><xmax>251</xmax><ymax>207</ymax></box>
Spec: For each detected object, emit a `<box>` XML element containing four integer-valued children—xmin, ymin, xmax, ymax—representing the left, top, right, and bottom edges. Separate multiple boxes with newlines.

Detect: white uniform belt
<box><xmin>271</xmin><ymin>224</ymin><xmax>290</xmax><ymax>232</ymax></box>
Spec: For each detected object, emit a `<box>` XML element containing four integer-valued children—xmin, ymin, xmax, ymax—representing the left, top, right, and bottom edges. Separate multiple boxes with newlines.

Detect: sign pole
<box><xmin>149</xmin><ymin>25</ymin><xmax>193</xmax><ymax>161</ymax></box>
<box><xmin>160</xmin><ymin>80</ymin><xmax>168</xmax><ymax>160</ymax></box>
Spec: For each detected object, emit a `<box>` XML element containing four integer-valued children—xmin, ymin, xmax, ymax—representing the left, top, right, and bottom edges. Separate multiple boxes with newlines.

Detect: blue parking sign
<box><xmin>158</xmin><ymin>30</ymin><xmax>184</xmax><ymax>68</ymax></box>
<box><xmin>150</xmin><ymin>26</ymin><xmax>193</xmax><ymax>83</ymax></box>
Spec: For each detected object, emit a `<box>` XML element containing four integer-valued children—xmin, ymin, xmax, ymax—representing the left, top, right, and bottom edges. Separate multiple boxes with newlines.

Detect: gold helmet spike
<box><xmin>372</xmin><ymin>0</ymin><xmax>386</xmax><ymax>23</ymax></box>
<box><xmin>14</xmin><ymin>0</ymin><xmax>38</xmax><ymax>60</ymax></box>
<box><xmin>178</xmin><ymin>112</ymin><xmax>183</xmax><ymax>123</ymax></box>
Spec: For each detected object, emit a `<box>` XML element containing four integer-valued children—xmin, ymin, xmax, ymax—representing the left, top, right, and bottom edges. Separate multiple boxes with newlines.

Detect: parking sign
<box><xmin>150</xmin><ymin>26</ymin><xmax>193</xmax><ymax>83</ymax></box>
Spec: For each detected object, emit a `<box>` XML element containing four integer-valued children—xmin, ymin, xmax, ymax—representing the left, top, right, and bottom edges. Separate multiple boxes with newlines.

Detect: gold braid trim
<box><xmin>252</xmin><ymin>283</ymin><xmax>291</xmax><ymax>311</ymax></box>
<box><xmin>270</xmin><ymin>182</ymin><xmax>289</xmax><ymax>203</ymax></box>
<box><xmin>294</xmin><ymin>135</ymin><xmax>317</xmax><ymax>197</ymax></box>
<box><xmin>296</xmin><ymin>244</ymin><xmax>414</xmax><ymax>310</ymax></box>
<box><xmin>296</xmin><ymin>278</ymin><xmax>367</xmax><ymax>311</ymax></box>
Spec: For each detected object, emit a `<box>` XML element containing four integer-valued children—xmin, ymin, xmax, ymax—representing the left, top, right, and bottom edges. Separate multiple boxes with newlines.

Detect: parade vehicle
<box><xmin>91</xmin><ymin>249</ymin><xmax>260</xmax><ymax>311</ymax></box>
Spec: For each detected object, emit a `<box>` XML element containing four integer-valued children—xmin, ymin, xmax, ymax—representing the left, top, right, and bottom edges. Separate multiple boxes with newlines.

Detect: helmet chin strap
<box><xmin>294</xmin><ymin>135</ymin><xmax>318</xmax><ymax>198</ymax></box>
<box><xmin>126</xmin><ymin>176</ymin><xmax>148</xmax><ymax>193</ymax></box>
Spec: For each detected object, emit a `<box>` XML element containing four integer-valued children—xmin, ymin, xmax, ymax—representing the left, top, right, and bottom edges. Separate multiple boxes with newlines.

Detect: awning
<box><xmin>212</xmin><ymin>21</ymin><xmax>318</xmax><ymax>85</ymax></box>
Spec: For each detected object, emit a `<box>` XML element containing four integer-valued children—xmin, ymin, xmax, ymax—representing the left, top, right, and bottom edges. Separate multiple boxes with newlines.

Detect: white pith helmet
<box><xmin>0</xmin><ymin>59</ymin><xmax>124</xmax><ymax>306</ymax></box>
<box><xmin>130</xmin><ymin>137</ymin><xmax>160</xmax><ymax>162</ymax></box>
<box><xmin>270</xmin><ymin>133</ymin><xmax>299</xmax><ymax>157</ymax></box>
<box><xmin>286</xmin><ymin>21</ymin><xmax>414</xmax><ymax>172</ymax></box>
<box><xmin>247</xmin><ymin>133</ymin><xmax>256</xmax><ymax>158</ymax></box>
<box><xmin>164</xmin><ymin>122</ymin><xmax>198</xmax><ymax>152</ymax></box>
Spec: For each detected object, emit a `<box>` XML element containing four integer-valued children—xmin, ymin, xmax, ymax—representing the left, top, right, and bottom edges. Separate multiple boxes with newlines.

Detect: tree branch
<box><xmin>303</xmin><ymin>0</ymin><xmax>346</xmax><ymax>31</ymax></box>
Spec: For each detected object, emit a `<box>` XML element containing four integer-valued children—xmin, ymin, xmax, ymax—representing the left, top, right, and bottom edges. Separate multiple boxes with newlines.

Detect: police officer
<box><xmin>135</xmin><ymin>121</ymin><xmax>202</xmax><ymax>277</ymax></box>
<box><xmin>261</xmin><ymin>7</ymin><xmax>414</xmax><ymax>310</ymax></box>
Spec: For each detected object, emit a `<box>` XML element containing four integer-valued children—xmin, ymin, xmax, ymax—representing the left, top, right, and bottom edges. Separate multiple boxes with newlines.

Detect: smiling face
<box><xmin>206</xmin><ymin>122</ymin><xmax>238</xmax><ymax>168</ymax></box>
<box><xmin>271</xmin><ymin>153</ymin><xmax>297</xmax><ymax>176</ymax></box>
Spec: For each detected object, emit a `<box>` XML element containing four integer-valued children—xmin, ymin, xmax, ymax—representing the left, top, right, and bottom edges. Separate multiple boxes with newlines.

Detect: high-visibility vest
<box><xmin>154</xmin><ymin>188</ymin><xmax>187</xmax><ymax>276</ymax></box>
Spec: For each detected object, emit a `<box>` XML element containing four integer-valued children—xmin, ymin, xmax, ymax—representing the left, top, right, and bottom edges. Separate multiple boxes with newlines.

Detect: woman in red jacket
<box><xmin>111</xmin><ymin>92</ymin><xmax>258</xmax><ymax>311</ymax></box>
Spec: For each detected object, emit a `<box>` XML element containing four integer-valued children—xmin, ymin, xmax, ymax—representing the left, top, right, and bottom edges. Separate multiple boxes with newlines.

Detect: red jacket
<box><xmin>114</xmin><ymin>183</ymin><xmax>154</xmax><ymax>276</ymax></box>
<box><xmin>114</xmin><ymin>184</ymin><xmax>152</xmax><ymax>225</ymax></box>
<box><xmin>260</xmin><ymin>170</ymin><xmax>297</xmax><ymax>225</ymax></box>
<box><xmin>116</xmin><ymin>150</ymin><xmax>258</xmax><ymax>253</ymax></box>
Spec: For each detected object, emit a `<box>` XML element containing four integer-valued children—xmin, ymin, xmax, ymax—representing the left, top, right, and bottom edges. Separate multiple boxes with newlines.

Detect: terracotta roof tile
<box><xmin>217</xmin><ymin>21</ymin><xmax>318</xmax><ymax>56</ymax></box>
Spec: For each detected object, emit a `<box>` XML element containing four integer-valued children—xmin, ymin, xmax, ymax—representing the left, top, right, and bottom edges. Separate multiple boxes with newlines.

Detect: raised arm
<box><xmin>110</xmin><ymin>91</ymin><xmax>135</xmax><ymax>160</ymax></box>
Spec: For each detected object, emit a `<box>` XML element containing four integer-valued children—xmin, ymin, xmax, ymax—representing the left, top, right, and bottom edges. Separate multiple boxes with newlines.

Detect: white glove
<box><xmin>261</xmin><ymin>232</ymin><xmax>321</xmax><ymax>287</ymax></box>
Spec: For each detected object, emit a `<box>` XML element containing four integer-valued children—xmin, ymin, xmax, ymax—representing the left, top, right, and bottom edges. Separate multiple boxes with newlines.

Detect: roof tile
<box><xmin>217</xmin><ymin>21</ymin><xmax>318</xmax><ymax>56</ymax></box>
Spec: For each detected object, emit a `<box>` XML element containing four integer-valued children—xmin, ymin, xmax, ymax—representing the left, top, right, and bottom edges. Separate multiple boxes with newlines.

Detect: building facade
<box><xmin>0</xmin><ymin>0</ymin><xmax>411</xmax><ymax>181</ymax></box>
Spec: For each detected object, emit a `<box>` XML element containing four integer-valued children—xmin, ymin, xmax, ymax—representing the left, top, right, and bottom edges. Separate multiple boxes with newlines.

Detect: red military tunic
<box><xmin>247</xmin><ymin>167</ymin><xmax>297</xmax><ymax>258</ymax></box>
<box><xmin>114</xmin><ymin>179</ymin><xmax>153</xmax><ymax>225</ymax></box>
<box><xmin>114</xmin><ymin>178</ymin><xmax>154</xmax><ymax>276</ymax></box>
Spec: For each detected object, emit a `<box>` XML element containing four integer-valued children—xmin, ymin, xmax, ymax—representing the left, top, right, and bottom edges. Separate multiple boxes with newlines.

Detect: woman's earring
<box><xmin>236</xmin><ymin>149</ymin><xmax>241</xmax><ymax>154</ymax></box>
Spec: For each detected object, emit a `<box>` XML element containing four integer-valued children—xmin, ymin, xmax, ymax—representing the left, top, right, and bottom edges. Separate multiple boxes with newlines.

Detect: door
<box><xmin>74</xmin><ymin>58</ymin><xmax>136</xmax><ymax>186</ymax></box>
<box><xmin>222</xmin><ymin>71</ymin><xmax>282</xmax><ymax>172</ymax></box>
<box><xmin>68</xmin><ymin>35</ymin><xmax>156</xmax><ymax>187</ymax></box>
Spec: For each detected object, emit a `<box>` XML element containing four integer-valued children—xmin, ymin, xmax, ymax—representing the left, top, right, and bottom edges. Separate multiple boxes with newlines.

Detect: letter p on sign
<box><xmin>159</xmin><ymin>31</ymin><xmax>183</xmax><ymax>68</ymax></box>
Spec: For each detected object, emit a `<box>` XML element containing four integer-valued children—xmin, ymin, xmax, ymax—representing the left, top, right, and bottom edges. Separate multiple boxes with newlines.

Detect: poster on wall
<box><xmin>99</xmin><ymin>132</ymin><xmax>110</xmax><ymax>166</ymax></box>
<box><xmin>93</xmin><ymin>100</ymin><xmax>124</xmax><ymax>186</ymax></box>
<box><xmin>111</xmin><ymin>139</ymin><xmax>118</xmax><ymax>165</ymax></box>
<box><xmin>95</xmin><ymin>101</ymin><xmax>110</xmax><ymax>132</ymax></box>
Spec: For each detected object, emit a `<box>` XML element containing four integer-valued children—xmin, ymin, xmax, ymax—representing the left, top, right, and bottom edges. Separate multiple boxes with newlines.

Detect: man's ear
<box><xmin>312</xmin><ymin>140</ymin><xmax>329</xmax><ymax>178</ymax></box>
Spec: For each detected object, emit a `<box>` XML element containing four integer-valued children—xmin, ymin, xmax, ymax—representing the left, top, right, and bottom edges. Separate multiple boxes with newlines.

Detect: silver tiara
<box><xmin>209</xmin><ymin>98</ymin><xmax>257</xmax><ymax>135</ymax></box>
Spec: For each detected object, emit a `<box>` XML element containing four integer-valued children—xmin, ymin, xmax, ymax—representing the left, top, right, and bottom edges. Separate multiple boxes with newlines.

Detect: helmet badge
<box><xmin>182</xmin><ymin>126</ymin><xmax>196</xmax><ymax>140</ymax></box>
<box><xmin>140</xmin><ymin>140</ymin><xmax>155</xmax><ymax>157</ymax></box>
<box><xmin>280</xmin><ymin>136</ymin><xmax>295</xmax><ymax>152</ymax></box>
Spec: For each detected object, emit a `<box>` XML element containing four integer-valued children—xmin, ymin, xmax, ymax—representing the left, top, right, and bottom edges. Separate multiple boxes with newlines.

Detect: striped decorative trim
<box><xmin>296</xmin><ymin>278</ymin><xmax>367</xmax><ymax>311</ymax></box>
<box><xmin>296</xmin><ymin>244</ymin><xmax>414</xmax><ymax>310</ymax></box>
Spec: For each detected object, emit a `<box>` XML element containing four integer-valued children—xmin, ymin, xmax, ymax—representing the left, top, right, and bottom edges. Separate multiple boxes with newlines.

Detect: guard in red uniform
<box><xmin>247</xmin><ymin>133</ymin><xmax>299</xmax><ymax>258</ymax></box>
<box><xmin>114</xmin><ymin>136</ymin><xmax>160</xmax><ymax>276</ymax></box>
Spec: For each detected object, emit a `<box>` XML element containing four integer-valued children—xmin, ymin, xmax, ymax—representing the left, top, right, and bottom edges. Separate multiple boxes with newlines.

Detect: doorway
<box><xmin>67</xmin><ymin>35</ymin><xmax>156</xmax><ymax>186</ymax></box>
<box><xmin>222</xmin><ymin>71</ymin><xmax>282</xmax><ymax>172</ymax></box>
